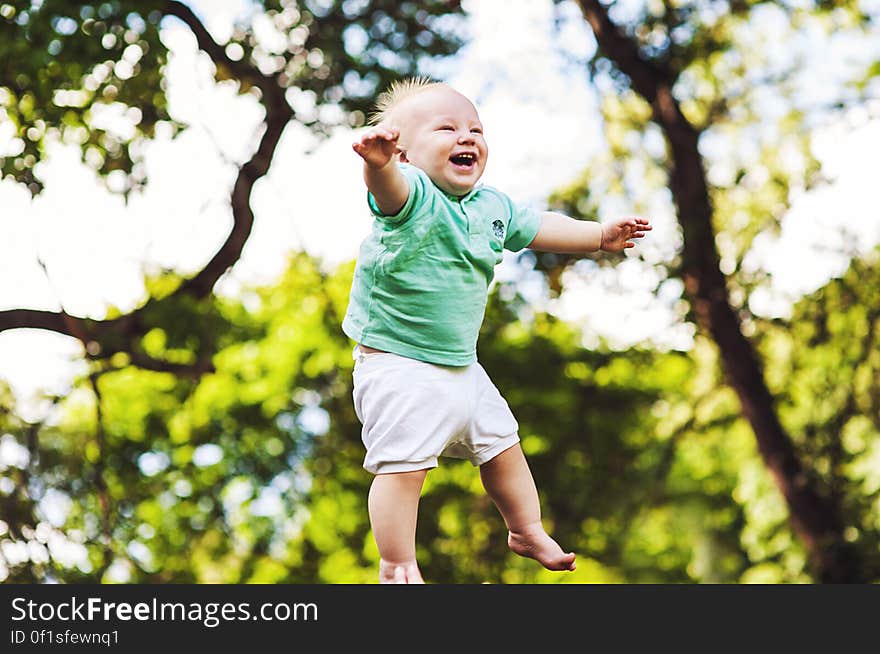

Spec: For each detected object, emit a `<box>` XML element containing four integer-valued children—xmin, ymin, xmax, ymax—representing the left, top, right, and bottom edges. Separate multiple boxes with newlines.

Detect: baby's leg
<box><xmin>368</xmin><ymin>469</ymin><xmax>428</xmax><ymax>583</ymax></box>
<box><xmin>479</xmin><ymin>444</ymin><xmax>576</xmax><ymax>572</ymax></box>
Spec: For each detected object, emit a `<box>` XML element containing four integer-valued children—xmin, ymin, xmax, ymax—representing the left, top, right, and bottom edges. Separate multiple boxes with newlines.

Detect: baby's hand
<box><xmin>352</xmin><ymin>125</ymin><xmax>400</xmax><ymax>169</ymax></box>
<box><xmin>600</xmin><ymin>217</ymin><xmax>652</xmax><ymax>252</ymax></box>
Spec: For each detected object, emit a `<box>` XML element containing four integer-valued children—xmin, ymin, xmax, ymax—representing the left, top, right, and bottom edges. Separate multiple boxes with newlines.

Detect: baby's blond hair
<box><xmin>369</xmin><ymin>76</ymin><xmax>444</xmax><ymax>125</ymax></box>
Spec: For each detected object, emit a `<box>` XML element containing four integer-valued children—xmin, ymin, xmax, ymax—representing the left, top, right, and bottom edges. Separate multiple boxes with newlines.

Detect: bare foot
<box><xmin>379</xmin><ymin>559</ymin><xmax>425</xmax><ymax>584</ymax></box>
<box><xmin>508</xmin><ymin>522</ymin><xmax>576</xmax><ymax>571</ymax></box>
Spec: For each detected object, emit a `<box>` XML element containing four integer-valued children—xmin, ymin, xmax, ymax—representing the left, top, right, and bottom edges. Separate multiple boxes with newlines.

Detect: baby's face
<box><xmin>391</xmin><ymin>86</ymin><xmax>487</xmax><ymax>197</ymax></box>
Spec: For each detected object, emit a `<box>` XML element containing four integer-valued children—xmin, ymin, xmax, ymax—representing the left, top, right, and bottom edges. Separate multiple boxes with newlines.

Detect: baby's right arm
<box><xmin>352</xmin><ymin>126</ymin><xmax>409</xmax><ymax>216</ymax></box>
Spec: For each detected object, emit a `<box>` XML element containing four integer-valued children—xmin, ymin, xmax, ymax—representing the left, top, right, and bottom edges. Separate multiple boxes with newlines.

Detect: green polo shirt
<box><xmin>342</xmin><ymin>163</ymin><xmax>542</xmax><ymax>366</ymax></box>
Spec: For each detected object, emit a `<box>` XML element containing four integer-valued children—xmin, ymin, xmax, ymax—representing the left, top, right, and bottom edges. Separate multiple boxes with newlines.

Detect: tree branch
<box><xmin>127</xmin><ymin>352</ymin><xmax>216</xmax><ymax>378</ymax></box>
<box><xmin>0</xmin><ymin>309</ymin><xmax>77</xmax><ymax>337</ymax></box>
<box><xmin>164</xmin><ymin>0</ymin><xmax>294</xmax><ymax>299</ymax></box>
<box><xmin>574</xmin><ymin>0</ymin><xmax>675</xmax><ymax>105</ymax></box>
<box><xmin>0</xmin><ymin>2</ymin><xmax>294</xmax><ymax>379</ymax></box>
<box><xmin>163</xmin><ymin>1</ymin><xmax>276</xmax><ymax>97</ymax></box>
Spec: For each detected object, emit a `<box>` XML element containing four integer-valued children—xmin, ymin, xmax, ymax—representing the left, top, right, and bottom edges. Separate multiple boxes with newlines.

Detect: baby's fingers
<box><xmin>378</xmin><ymin>126</ymin><xmax>399</xmax><ymax>142</ymax></box>
<box><xmin>359</xmin><ymin>126</ymin><xmax>399</xmax><ymax>146</ymax></box>
<box><xmin>626</xmin><ymin>216</ymin><xmax>651</xmax><ymax>239</ymax></box>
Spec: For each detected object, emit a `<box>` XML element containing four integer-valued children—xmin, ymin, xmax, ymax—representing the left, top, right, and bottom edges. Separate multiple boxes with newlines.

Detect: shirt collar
<box><xmin>440</xmin><ymin>184</ymin><xmax>481</xmax><ymax>203</ymax></box>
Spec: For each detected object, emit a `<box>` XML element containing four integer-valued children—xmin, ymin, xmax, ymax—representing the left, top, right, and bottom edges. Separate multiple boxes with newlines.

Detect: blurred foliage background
<box><xmin>1</xmin><ymin>0</ymin><xmax>879</xmax><ymax>583</ymax></box>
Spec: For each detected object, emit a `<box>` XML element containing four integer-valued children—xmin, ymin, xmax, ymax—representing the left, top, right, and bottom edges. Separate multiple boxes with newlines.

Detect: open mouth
<box><xmin>449</xmin><ymin>152</ymin><xmax>477</xmax><ymax>170</ymax></box>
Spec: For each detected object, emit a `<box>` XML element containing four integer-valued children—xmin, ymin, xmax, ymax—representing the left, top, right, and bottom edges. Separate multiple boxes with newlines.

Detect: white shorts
<box><xmin>351</xmin><ymin>347</ymin><xmax>520</xmax><ymax>474</ymax></box>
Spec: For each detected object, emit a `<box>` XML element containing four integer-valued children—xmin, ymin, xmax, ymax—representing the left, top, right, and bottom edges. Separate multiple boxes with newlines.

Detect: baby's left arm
<box><xmin>527</xmin><ymin>212</ymin><xmax>651</xmax><ymax>254</ymax></box>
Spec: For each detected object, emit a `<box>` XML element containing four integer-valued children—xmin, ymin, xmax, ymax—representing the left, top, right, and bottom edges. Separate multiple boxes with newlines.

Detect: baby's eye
<box><xmin>438</xmin><ymin>126</ymin><xmax>454</xmax><ymax>131</ymax></box>
<box><xmin>471</xmin><ymin>128</ymin><xmax>483</xmax><ymax>134</ymax></box>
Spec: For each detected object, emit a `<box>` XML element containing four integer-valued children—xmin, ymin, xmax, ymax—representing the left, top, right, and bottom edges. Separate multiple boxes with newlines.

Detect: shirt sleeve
<box><xmin>499</xmin><ymin>193</ymin><xmax>542</xmax><ymax>252</ymax></box>
<box><xmin>367</xmin><ymin>164</ymin><xmax>428</xmax><ymax>226</ymax></box>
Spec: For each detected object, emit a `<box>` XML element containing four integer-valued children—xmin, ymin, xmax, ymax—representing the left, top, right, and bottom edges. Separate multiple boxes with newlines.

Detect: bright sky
<box><xmin>1</xmin><ymin>0</ymin><xmax>878</xmax><ymax>420</ymax></box>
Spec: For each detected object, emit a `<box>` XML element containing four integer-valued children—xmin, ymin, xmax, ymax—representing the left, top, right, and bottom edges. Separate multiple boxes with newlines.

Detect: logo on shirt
<box><xmin>491</xmin><ymin>219</ymin><xmax>505</xmax><ymax>240</ymax></box>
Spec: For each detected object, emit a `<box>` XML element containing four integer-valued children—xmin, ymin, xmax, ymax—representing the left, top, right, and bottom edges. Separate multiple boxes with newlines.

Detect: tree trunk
<box><xmin>574</xmin><ymin>0</ymin><xmax>861</xmax><ymax>582</ymax></box>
